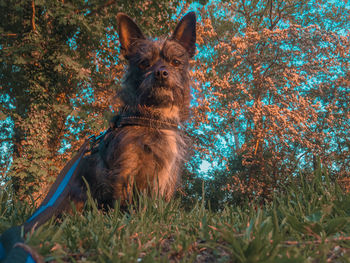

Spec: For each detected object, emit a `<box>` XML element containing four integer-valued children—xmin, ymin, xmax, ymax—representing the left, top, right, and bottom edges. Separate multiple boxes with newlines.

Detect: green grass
<box><xmin>1</xmin><ymin>172</ymin><xmax>350</xmax><ymax>262</ymax></box>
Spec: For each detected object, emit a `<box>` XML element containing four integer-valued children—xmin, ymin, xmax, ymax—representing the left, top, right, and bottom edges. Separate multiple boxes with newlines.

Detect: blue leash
<box><xmin>0</xmin><ymin>140</ymin><xmax>90</xmax><ymax>263</ymax></box>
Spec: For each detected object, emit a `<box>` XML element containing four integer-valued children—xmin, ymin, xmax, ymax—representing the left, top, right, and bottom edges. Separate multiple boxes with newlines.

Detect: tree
<box><xmin>189</xmin><ymin>0</ymin><xmax>350</xmax><ymax>200</ymax></box>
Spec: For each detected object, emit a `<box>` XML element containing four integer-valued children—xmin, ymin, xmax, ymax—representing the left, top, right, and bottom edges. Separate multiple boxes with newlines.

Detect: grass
<box><xmin>1</xmin><ymin>171</ymin><xmax>350</xmax><ymax>262</ymax></box>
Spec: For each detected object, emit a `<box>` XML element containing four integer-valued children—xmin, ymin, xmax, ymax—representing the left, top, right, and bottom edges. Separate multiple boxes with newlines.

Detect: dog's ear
<box><xmin>170</xmin><ymin>12</ymin><xmax>196</xmax><ymax>58</ymax></box>
<box><xmin>117</xmin><ymin>13</ymin><xmax>145</xmax><ymax>57</ymax></box>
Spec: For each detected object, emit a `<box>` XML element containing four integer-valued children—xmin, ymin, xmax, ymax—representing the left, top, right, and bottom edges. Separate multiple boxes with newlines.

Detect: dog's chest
<box><xmin>104</xmin><ymin>127</ymin><xmax>179</xmax><ymax>176</ymax></box>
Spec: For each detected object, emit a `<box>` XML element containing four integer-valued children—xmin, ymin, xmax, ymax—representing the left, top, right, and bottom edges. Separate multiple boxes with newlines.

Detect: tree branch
<box><xmin>31</xmin><ymin>0</ymin><xmax>36</xmax><ymax>31</ymax></box>
<box><xmin>87</xmin><ymin>0</ymin><xmax>117</xmax><ymax>17</ymax></box>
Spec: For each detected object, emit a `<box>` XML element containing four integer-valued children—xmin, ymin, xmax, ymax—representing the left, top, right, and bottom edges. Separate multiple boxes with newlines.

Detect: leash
<box><xmin>0</xmin><ymin>140</ymin><xmax>90</xmax><ymax>263</ymax></box>
<box><xmin>0</xmin><ymin>115</ymin><xmax>179</xmax><ymax>262</ymax></box>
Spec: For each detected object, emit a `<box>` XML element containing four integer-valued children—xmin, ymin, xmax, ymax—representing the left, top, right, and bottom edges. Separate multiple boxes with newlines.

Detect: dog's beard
<box><xmin>143</xmin><ymin>88</ymin><xmax>174</xmax><ymax>107</ymax></box>
<box><xmin>137</xmin><ymin>75</ymin><xmax>184</xmax><ymax>107</ymax></box>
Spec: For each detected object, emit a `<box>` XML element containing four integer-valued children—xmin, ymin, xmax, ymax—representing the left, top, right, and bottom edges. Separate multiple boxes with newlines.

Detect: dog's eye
<box><xmin>139</xmin><ymin>59</ymin><xmax>150</xmax><ymax>69</ymax></box>
<box><xmin>171</xmin><ymin>59</ymin><xmax>181</xmax><ymax>67</ymax></box>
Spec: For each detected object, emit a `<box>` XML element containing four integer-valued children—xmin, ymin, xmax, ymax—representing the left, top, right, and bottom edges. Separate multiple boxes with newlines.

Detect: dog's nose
<box><xmin>155</xmin><ymin>67</ymin><xmax>169</xmax><ymax>81</ymax></box>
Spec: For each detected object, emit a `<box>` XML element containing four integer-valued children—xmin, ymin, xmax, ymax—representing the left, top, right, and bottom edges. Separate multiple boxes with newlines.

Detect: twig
<box><xmin>2</xmin><ymin>33</ymin><xmax>17</xmax><ymax>37</ymax></box>
<box><xmin>282</xmin><ymin>236</ymin><xmax>350</xmax><ymax>246</ymax></box>
<box><xmin>31</xmin><ymin>0</ymin><xmax>36</xmax><ymax>31</ymax></box>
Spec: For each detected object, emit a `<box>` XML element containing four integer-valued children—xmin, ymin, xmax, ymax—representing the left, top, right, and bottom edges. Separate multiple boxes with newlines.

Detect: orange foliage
<box><xmin>189</xmin><ymin>1</ymin><xmax>350</xmax><ymax>200</ymax></box>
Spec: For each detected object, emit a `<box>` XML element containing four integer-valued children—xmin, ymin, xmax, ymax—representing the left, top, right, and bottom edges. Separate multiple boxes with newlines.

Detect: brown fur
<box><xmin>73</xmin><ymin>12</ymin><xmax>196</xmax><ymax>207</ymax></box>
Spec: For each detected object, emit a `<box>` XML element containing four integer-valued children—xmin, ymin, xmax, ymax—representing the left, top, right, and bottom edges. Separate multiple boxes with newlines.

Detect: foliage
<box><xmin>1</xmin><ymin>171</ymin><xmax>350</xmax><ymax>262</ymax></box>
<box><xmin>189</xmin><ymin>0</ymin><xmax>350</xmax><ymax>200</ymax></box>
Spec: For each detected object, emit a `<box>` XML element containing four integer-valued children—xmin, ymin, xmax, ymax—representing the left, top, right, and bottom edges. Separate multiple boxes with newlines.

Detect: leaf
<box><xmin>0</xmin><ymin>111</ymin><xmax>6</xmax><ymax>120</ymax></box>
<box><xmin>306</xmin><ymin>211</ymin><xmax>322</xmax><ymax>223</ymax></box>
<box><xmin>325</xmin><ymin>217</ymin><xmax>348</xmax><ymax>236</ymax></box>
<box><xmin>14</xmin><ymin>56</ymin><xmax>26</xmax><ymax>65</ymax></box>
<box><xmin>287</xmin><ymin>215</ymin><xmax>306</xmax><ymax>234</ymax></box>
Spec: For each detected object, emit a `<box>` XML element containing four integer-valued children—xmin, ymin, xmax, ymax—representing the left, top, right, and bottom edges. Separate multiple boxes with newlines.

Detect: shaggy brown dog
<box><xmin>72</xmin><ymin>12</ymin><xmax>196</xmax><ymax>208</ymax></box>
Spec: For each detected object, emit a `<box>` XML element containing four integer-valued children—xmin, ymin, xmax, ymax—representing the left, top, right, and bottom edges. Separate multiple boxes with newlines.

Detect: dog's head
<box><xmin>117</xmin><ymin>12</ymin><xmax>196</xmax><ymax>121</ymax></box>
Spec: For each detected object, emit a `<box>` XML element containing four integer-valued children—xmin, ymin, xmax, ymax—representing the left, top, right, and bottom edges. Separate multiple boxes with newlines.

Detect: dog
<box><xmin>0</xmin><ymin>13</ymin><xmax>196</xmax><ymax>263</ymax></box>
<box><xmin>71</xmin><ymin>12</ymin><xmax>197</xmax><ymax>208</ymax></box>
